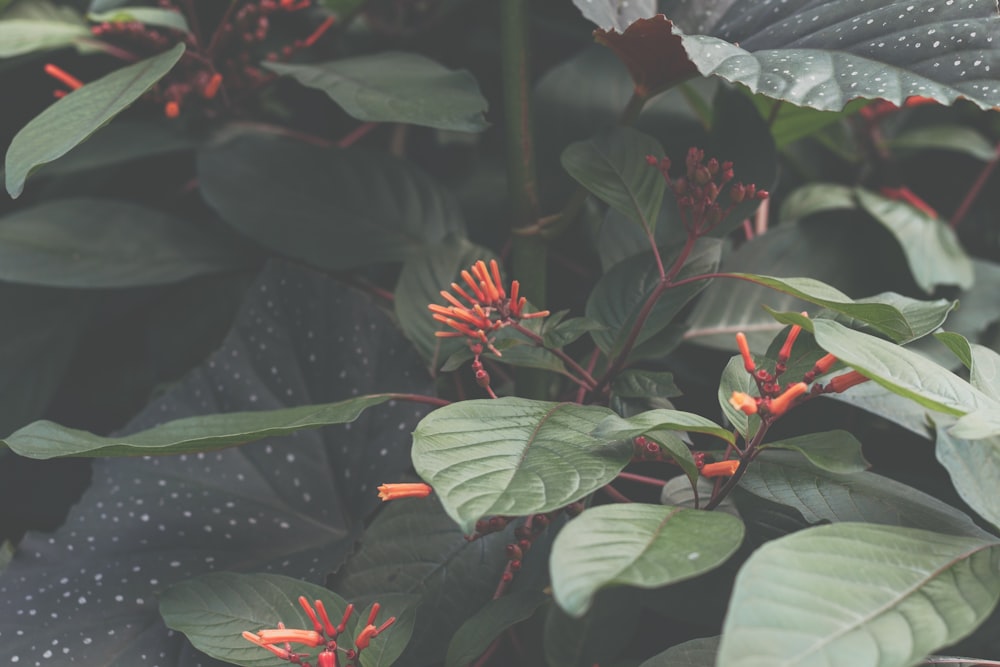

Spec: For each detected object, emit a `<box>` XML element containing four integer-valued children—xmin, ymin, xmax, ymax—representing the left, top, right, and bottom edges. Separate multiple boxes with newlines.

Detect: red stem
<box><xmin>600</xmin><ymin>484</ymin><xmax>632</xmax><ymax>503</ymax></box>
<box><xmin>616</xmin><ymin>471</ymin><xmax>666</xmax><ymax>487</ymax></box>
<box><xmin>949</xmin><ymin>139</ymin><xmax>1000</xmax><ymax>228</ymax></box>
<box><xmin>337</xmin><ymin>122</ymin><xmax>378</xmax><ymax>148</ymax></box>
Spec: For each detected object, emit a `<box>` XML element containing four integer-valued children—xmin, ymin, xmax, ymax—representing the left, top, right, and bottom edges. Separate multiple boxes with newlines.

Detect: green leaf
<box><xmin>160</xmin><ymin>572</ymin><xmax>376</xmax><ymax>666</ymax></box>
<box><xmin>779</xmin><ymin>183</ymin><xmax>856</xmax><ymax>222</ymax></box>
<box><xmin>411</xmin><ymin>398</ymin><xmax>629</xmax><ymax>533</ymax></box>
<box><xmin>890</xmin><ymin>124</ymin><xmax>999</xmax><ymax>161</ymax></box>
<box><xmin>394</xmin><ymin>237</ymin><xmax>495</xmax><ymax>366</ymax></box>
<box><xmin>0</xmin><ymin>198</ymin><xmax>249</xmax><ymax>288</ymax></box>
<box><xmin>587</xmin><ymin>238</ymin><xmax>721</xmax><ymax>358</ymax></box>
<box><xmin>561</xmin><ymin>126</ymin><xmax>666</xmax><ymax>235</ymax></box>
<box><xmin>936</xmin><ymin>426</ymin><xmax>1000</xmax><ymax>530</ymax></box>
<box><xmin>969</xmin><ymin>344</ymin><xmax>1000</xmax><ymax>402</ymax></box>
<box><xmin>753</xmin><ymin>95</ymin><xmax>859</xmax><ymax>149</ymax></box>
<box><xmin>572</xmin><ymin>0</ymin><xmax>655</xmax><ymax>31</ymax></box>
<box><xmin>592</xmin><ymin>409</ymin><xmax>735</xmax><ymax>446</ymax></box>
<box><xmin>4</xmin><ymin>43</ymin><xmax>184</xmax><ymax>198</ymax></box>
<box><xmin>611</xmin><ymin>369</ymin><xmax>682</xmax><ymax>399</ymax></box>
<box><xmin>677</xmin><ymin>0</ymin><xmax>1000</xmax><ymax>111</ymax></box>
<box><xmin>550</xmin><ymin>503</ymin><xmax>744</xmax><ymax>617</ymax></box>
<box><xmin>718</xmin><ymin>354</ymin><xmax>762</xmax><ymax>443</ymax></box>
<box><xmin>0</xmin><ymin>18</ymin><xmax>90</xmax><ymax>56</ymax></box>
<box><xmin>543</xmin><ymin>589</ymin><xmax>642</xmax><ymax>667</ymax></box>
<box><xmin>936</xmin><ymin>331</ymin><xmax>975</xmax><ymax>370</ymax></box>
<box><xmin>759</xmin><ymin>430</ymin><xmax>869</xmax><ymax>474</ymax></box>
<box><xmin>4</xmin><ymin>394</ymin><xmax>396</xmax><ymax>459</ymax></box>
<box><xmin>542</xmin><ymin>315</ymin><xmax>606</xmax><ymax>349</ymax></box>
<box><xmin>88</xmin><ymin>6</ymin><xmax>190</xmax><ymax>33</ymax></box>
<box><xmin>718</xmin><ymin>523</ymin><xmax>1000</xmax><ymax>667</ymax></box>
<box><xmin>739</xmin><ymin>451</ymin><xmax>991</xmax><ymax>539</ymax></box>
<box><xmin>264</xmin><ymin>53</ymin><xmax>488</xmax><ymax>132</ymax></box>
<box><xmin>445</xmin><ymin>589</ymin><xmax>548</xmax><ymax>667</ymax></box>
<box><xmin>856</xmin><ymin>188</ymin><xmax>974</xmax><ymax>293</ymax></box>
<box><xmin>639</xmin><ymin>636</ymin><xmax>720</xmax><ymax>667</ymax></box>
<box><xmin>198</xmin><ymin>133</ymin><xmax>465</xmax><ymax>270</ymax></box>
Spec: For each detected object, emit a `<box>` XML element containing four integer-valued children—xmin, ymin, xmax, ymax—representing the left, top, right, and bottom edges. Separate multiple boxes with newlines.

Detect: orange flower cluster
<box><xmin>428</xmin><ymin>259</ymin><xmax>549</xmax><ymax>354</ymax></box>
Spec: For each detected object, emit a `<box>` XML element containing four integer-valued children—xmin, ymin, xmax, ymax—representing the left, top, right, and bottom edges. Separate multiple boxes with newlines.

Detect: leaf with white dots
<box><xmin>0</xmin><ymin>261</ymin><xmax>433</xmax><ymax>665</ymax></box>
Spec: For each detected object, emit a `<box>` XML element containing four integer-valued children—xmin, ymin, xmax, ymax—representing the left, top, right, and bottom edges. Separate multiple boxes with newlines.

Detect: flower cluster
<box><xmin>727</xmin><ymin>320</ymin><xmax>870</xmax><ymax>420</ymax></box>
<box><xmin>429</xmin><ymin>259</ymin><xmax>549</xmax><ymax>356</ymax></box>
<box><xmin>646</xmin><ymin>148</ymin><xmax>767</xmax><ymax>235</ymax></box>
<box><xmin>243</xmin><ymin>596</ymin><xmax>395</xmax><ymax>667</ymax></box>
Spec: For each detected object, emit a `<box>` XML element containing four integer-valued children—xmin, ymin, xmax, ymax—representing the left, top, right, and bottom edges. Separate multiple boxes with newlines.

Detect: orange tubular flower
<box><xmin>735</xmin><ymin>332</ymin><xmax>755</xmax><ymax>373</ymax></box>
<box><xmin>778</xmin><ymin>324</ymin><xmax>802</xmax><ymax>364</ymax></box>
<box><xmin>729</xmin><ymin>391</ymin><xmax>759</xmax><ymax>415</ymax></box>
<box><xmin>44</xmin><ymin>63</ymin><xmax>84</xmax><ymax>90</ymax></box>
<box><xmin>811</xmin><ymin>353</ymin><xmax>838</xmax><ymax>376</ymax></box>
<box><xmin>377</xmin><ymin>482</ymin><xmax>433</xmax><ymax>501</ymax></box>
<box><xmin>252</xmin><ymin>628</ymin><xmax>325</xmax><ymax>646</ymax></box>
<box><xmin>767</xmin><ymin>382</ymin><xmax>808</xmax><ymax>417</ymax></box>
<box><xmin>701</xmin><ymin>460</ymin><xmax>740</xmax><ymax>478</ymax></box>
<box><xmin>828</xmin><ymin>370</ymin><xmax>870</xmax><ymax>393</ymax></box>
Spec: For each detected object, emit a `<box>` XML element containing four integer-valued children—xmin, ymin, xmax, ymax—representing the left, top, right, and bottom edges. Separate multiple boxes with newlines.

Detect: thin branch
<box><xmin>949</xmin><ymin>139</ymin><xmax>1000</xmax><ymax>228</ymax></box>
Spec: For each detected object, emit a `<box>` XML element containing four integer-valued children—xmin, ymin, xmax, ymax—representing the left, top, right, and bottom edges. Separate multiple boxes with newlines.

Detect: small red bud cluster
<box><xmin>646</xmin><ymin>148</ymin><xmax>767</xmax><ymax>235</ymax></box>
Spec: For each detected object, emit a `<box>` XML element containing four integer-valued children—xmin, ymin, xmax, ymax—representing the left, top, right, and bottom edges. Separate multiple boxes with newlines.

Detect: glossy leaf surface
<box><xmin>412</xmin><ymin>398</ymin><xmax>629</xmax><ymax>533</ymax></box>
<box><xmin>759</xmin><ymin>430</ymin><xmax>869</xmax><ymax>474</ymax></box>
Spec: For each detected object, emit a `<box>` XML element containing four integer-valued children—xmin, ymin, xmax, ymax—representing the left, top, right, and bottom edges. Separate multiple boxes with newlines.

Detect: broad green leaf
<box><xmin>779</xmin><ymin>183</ymin><xmax>856</xmax><ymax>222</ymax></box>
<box><xmin>0</xmin><ymin>198</ymin><xmax>249</xmax><ymax>288</ymax></box>
<box><xmin>639</xmin><ymin>636</ymin><xmax>720</xmax><ymax>667</ymax></box>
<box><xmin>718</xmin><ymin>354</ymin><xmax>762</xmax><ymax>443</ymax></box>
<box><xmin>4</xmin><ymin>394</ymin><xmax>396</xmax><ymax>459</ymax></box>
<box><xmin>759</xmin><ymin>430</ymin><xmax>869</xmax><ymax>474</ymax></box>
<box><xmin>542</xmin><ymin>315</ymin><xmax>606</xmax><ymax>349</ymax></box>
<box><xmin>592</xmin><ymin>409</ymin><xmax>735</xmax><ymax>446</ymax></box>
<box><xmin>587</xmin><ymin>238</ymin><xmax>721</xmax><ymax>358</ymax></box>
<box><xmin>0</xmin><ymin>261</ymin><xmax>433</xmax><ymax>664</ymax></box>
<box><xmin>411</xmin><ymin>398</ymin><xmax>628</xmax><ymax>533</ymax></box>
<box><xmin>198</xmin><ymin>134</ymin><xmax>465</xmax><ymax>270</ymax></box>
<box><xmin>88</xmin><ymin>6</ymin><xmax>190</xmax><ymax>32</ymax></box>
<box><xmin>718</xmin><ymin>523</ymin><xmax>1000</xmax><ymax>667</ymax></box>
<box><xmin>856</xmin><ymin>188</ymin><xmax>974</xmax><ymax>293</ymax></box>
<box><xmin>970</xmin><ymin>344</ymin><xmax>1000</xmax><ymax>402</ymax></box>
<box><xmin>562</xmin><ymin>126</ymin><xmax>665</xmax><ymax>235</ymax></box>
<box><xmin>444</xmin><ymin>589</ymin><xmax>548</xmax><ymax>667</ymax></box>
<box><xmin>739</xmin><ymin>451</ymin><xmax>990</xmax><ymax>539</ymax></box>
<box><xmin>394</xmin><ymin>237</ymin><xmax>495</xmax><ymax>367</ymax></box>
<box><xmin>889</xmin><ymin>124</ymin><xmax>998</xmax><ymax>162</ymax></box>
<box><xmin>0</xmin><ymin>18</ymin><xmax>89</xmax><ymax>56</ymax></box>
<box><xmin>5</xmin><ymin>43</ymin><xmax>184</xmax><ymax>197</ymax></box>
<box><xmin>677</xmin><ymin>0</ymin><xmax>1000</xmax><ymax>111</ymax></box>
<box><xmin>611</xmin><ymin>369</ymin><xmax>681</xmax><ymax>399</ymax></box>
<box><xmin>550</xmin><ymin>503</ymin><xmax>744</xmax><ymax>617</ymax></box>
<box><xmin>809</xmin><ymin>318</ymin><xmax>999</xmax><ymax>417</ymax></box>
<box><xmin>936</xmin><ymin>427</ymin><xmax>1000</xmax><ymax>530</ymax></box>
<box><xmin>331</xmin><ymin>495</ymin><xmax>512</xmax><ymax>667</ymax></box>
<box><xmin>753</xmin><ymin>95</ymin><xmax>859</xmax><ymax>149</ymax></box>
<box><xmin>544</xmin><ymin>589</ymin><xmax>642</xmax><ymax>667</ymax></box>
<box><xmin>160</xmin><ymin>572</ymin><xmax>405</xmax><ymax>666</ymax></box>
<box><xmin>265</xmin><ymin>53</ymin><xmax>488</xmax><ymax>132</ymax></box>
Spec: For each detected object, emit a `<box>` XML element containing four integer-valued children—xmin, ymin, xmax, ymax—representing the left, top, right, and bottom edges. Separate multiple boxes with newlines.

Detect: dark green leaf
<box><xmin>611</xmin><ymin>369</ymin><xmax>682</xmax><ymax>399</ymax></box>
<box><xmin>0</xmin><ymin>17</ymin><xmax>90</xmax><ymax>56</ymax></box>
<box><xmin>0</xmin><ymin>198</ymin><xmax>249</xmax><ymax>288</ymax></box>
<box><xmin>889</xmin><ymin>124</ymin><xmax>998</xmax><ymax>161</ymax></box>
<box><xmin>88</xmin><ymin>6</ymin><xmax>190</xmax><ymax>32</ymax></box>
<box><xmin>5</xmin><ymin>43</ymin><xmax>184</xmax><ymax>197</ymax></box>
<box><xmin>542</xmin><ymin>315</ymin><xmax>606</xmax><ymax>349</ymax></box>
<box><xmin>719</xmin><ymin>524</ymin><xmax>1000</xmax><ymax>667</ymax></box>
<box><xmin>198</xmin><ymin>134</ymin><xmax>465</xmax><ymax>270</ymax></box>
<box><xmin>587</xmin><ymin>238</ymin><xmax>721</xmax><ymax>358</ymax></box>
<box><xmin>779</xmin><ymin>183</ymin><xmax>856</xmax><ymax>222</ymax></box>
<box><xmin>562</xmin><ymin>127</ymin><xmax>666</xmax><ymax>235</ymax></box>
<box><xmin>739</xmin><ymin>451</ymin><xmax>991</xmax><ymax>539</ymax></box>
<box><xmin>753</xmin><ymin>96</ymin><xmax>861</xmax><ymax>149</ymax></box>
<box><xmin>264</xmin><ymin>53</ymin><xmax>488</xmax><ymax>132</ymax></box>
<box><xmin>550</xmin><ymin>503</ymin><xmax>744</xmax><ymax>617</ymax></box>
<box><xmin>411</xmin><ymin>398</ymin><xmax>628</xmax><ymax>533</ymax></box>
<box><xmin>856</xmin><ymin>188</ymin><xmax>973</xmax><ymax>293</ymax></box>
<box><xmin>718</xmin><ymin>355</ymin><xmax>762</xmax><ymax>443</ymax></box>
<box><xmin>639</xmin><ymin>636</ymin><xmax>720</xmax><ymax>667</ymax></box>
<box><xmin>760</xmin><ymin>430</ymin><xmax>869</xmax><ymax>474</ymax></box>
<box><xmin>592</xmin><ymin>409</ymin><xmax>734</xmax><ymax>445</ymax></box>
<box><xmin>544</xmin><ymin>589</ymin><xmax>642</xmax><ymax>667</ymax></box>
<box><xmin>444</xmin><ymin>589</ymin><xmax>547</xmax><ymax>667</ymax></box>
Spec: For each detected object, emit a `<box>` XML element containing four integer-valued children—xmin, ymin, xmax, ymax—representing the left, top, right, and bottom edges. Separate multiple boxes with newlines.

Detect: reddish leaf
<box><xmin>594</xmin><ymin>15</ymin><xmax>698</xmax><ymax>97</ymax></box>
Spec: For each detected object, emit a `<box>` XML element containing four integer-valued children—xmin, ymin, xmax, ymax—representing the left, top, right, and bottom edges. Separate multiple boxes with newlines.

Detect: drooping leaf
<box><xmin>718</xmin><ymin>523</ymin><xmax>1000</xmax><ymax>667</ymax></box>
<box><xmin>936</xmin><ymin>427</ymin><xmax>1000</xmax><ymax>531</ymax></box>
<box><xmin>550</xmin><ymin>503</ymin><xmax>744</xmax><ymax>617</ymax></box>
<box><xmin>587</xmin><ymin>238</ymin><xmax>721</xmax><ymax>358</ymax></box>
<box><xmin>639</xmin><ymin>636</ymin><xmax>720</xmax><ymax>667</ymax></box>
<box><xmin>592</xmin><ymin>409</ymin><xmax>735</xmax><ymax>446</ymax></box>
<box><xmin>677</xmin><ymin>0</ymin><xmax>1000</xmax><ymax>111</ymax></box>
<box><xmin>444</xmin><ymin>589</ymin><xmax>548</xmax><ymax>667</ymax></box>
<box><xmin>561</xmin><ymin>126</ymin><xmax>666</xmax><ymax>236</ymax></box>
<box><xmin>0</xmin><ymin>17</ymin><xmax>90</xmax><ymax>56</ymax></box>
<box><xmin>760</xmin><ymin>430</ymin><xmax>869</xmax><ymax>474</ymax></box>
<box><xmin>0</xmin><ymin>262</ymin><xmax>433</xmax><ymax>664</ymax></box>
<box><xmin>739</xmin><ymin>451</ymin><xmax>991</xmax><ymax>539</ymax></box>
<box><xmin>411</xmin><ymin>398</ymin><xmax>630</xmax><ymax>533</ymax></box>
<box><xmin>856</xmin><ymin>188</ymin><xmax>974</xmax><ymax>293</ymax></box>
<box><xmin>160</xmin><ymin>573</ymin><xmax>406</xmax><ymax>666</ymax></box>
<box><xmin>331</xmin><ymin>495</ymin><xmax>512</xmax><ymax>667</ymax></box>
<box><xmin>88</xmin><ymin>6</ymin><xmax>189</xmax><ymax>32</ymax></box>
<box><xmin>5</xmin><ymin>43</ymin><xmax>184</xmax><ymax>197</ymax></box>
<box><xmin>197</xmin><ymin>133</ymin><xmax>465</xmax><ymax>270</ymax></box>
<box><xmin>0</xmin><ymin>198</ymin><xmax>250</xmax><ymax>289</ymax></box>
<box><xmin>264</xmin><ymin>53</ymin><xmax>489</xmax><ymax>132</ymax></box>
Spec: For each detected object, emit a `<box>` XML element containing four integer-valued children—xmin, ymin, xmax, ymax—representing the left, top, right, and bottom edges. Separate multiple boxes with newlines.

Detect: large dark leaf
<box><xmin>197</xmin><ymin>133</ymin><xmax>465</xmax><ymax>271</ymax></box>
<box><xmin>0</xmin><ymin>261</ymin><xmax>432</xmax><ymax>665</ymax></box>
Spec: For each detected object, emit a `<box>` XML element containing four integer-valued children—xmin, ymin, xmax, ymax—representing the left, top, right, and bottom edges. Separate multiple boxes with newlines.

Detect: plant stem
<box><xmin>704</xmin><ymin>422</ymin><xmax>769</xmax><ymax>510</ymax></box>
<box><xmin>600</xmin><ymin>484</ymin><xmax>632</xmax><ymax>503</ymax></box>
<box><xmin>501</xmin><ymin>0</ymin><xmax>547</xmax><ymax>398</ymax></box>
<box><xmin>388</xmin><ymin>393</ymin><xmax>450</xmax><ymax>408</ymax></box>
<box><xmin>510</xmin><ymin>323</ymin><xmax>598</xmax><ymax>389</ymax></box>
<box><xmin>617</xmin><ymin>471</ymin><xmax>666</xmax><ymax>487</ymax></box>
<box><xmin>949</xmin><ymin>139</ymin><xmax>1000</xmax><ymax>228</ymax></box>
